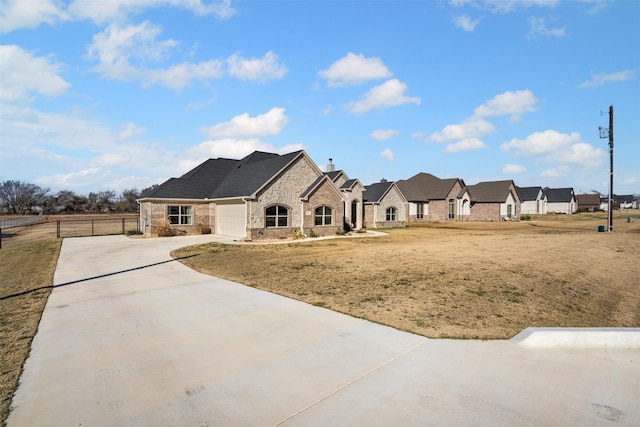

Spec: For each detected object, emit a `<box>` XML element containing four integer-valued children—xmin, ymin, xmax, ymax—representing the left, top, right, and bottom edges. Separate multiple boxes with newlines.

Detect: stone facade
<box><xmin>364</xmin><ymin>185</ymin><xmax>407</xmax><ymax>228</ymax></box>
<box><xmin>140</xmin><ymin>200</ymin><xmax>211</xmax><ymax>236</ymax></box>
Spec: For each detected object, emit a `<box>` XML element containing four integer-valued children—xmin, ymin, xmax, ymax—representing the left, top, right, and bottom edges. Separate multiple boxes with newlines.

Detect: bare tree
<box><xmin>0</xmin><ymin>180</ymin><xmax>49</xmax><ymax>214</ymax></box>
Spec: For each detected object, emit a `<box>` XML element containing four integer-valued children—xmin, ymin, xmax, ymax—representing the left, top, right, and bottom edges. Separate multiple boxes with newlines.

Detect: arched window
<box><xmin>386</xmin><ymin>207</ymin><xmax>397</xmax><ymax>221</ymax></box>
<box><xmin>266</xmin><ymin>205</ymin><xmax>289</xmax><ymax>227</ymax></box>
<box><xmin>314</xmin><ymin>206</ymin><xmax>333</xmax><ymax>226</ymax></box>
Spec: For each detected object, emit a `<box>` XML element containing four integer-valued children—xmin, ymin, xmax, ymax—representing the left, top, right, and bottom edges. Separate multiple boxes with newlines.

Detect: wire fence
<box><xmin>0</xmin><ymin>213</ymin><xmax>42</xmax><ymax>229</ymax></box>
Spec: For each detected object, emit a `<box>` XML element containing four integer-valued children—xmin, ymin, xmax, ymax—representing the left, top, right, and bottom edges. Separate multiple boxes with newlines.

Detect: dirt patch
<box><xmin>174</xmin><ymin>216</ymin><xmax>640</xmax><ymax>339</ymax></box>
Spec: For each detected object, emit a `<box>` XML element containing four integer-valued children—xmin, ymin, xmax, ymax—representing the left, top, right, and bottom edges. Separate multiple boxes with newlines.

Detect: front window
<box><xmin>507</xmin><ymin>204</ymin><xmax>512</xmax><ymax>218</ymax></box>
<box><xmin>386</xmin><ymin>207</ymin><xmax>397</xmax><ymax>221</ymax></box>
<box><xmin>168</xmin><ymin>205</ymin><xmax>193</xmax><ymax>225</ymax></box>
<box><xmin>314</xmin><ymin>206</ymin><xmax>333</xmax><ymax>226</ymax></box>
<box><xmin>266</xmin><ymin>205</ymin><xmax>288</xmax><ymax>227</ymax></box>
<box><xmin>448</xmin><ymin>199</ymin><xmax>455</xmax><ymax>219</ymax></box>
<box><xmin>416</xmin><ymin>203</ymin><xmax>424</xmax><ymax>219</ymax></box>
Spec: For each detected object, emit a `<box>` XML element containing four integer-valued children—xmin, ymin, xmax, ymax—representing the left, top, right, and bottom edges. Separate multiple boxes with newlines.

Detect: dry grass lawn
<box><xmin>174</xmin><ymin>214</ymin><xmax>640</xmax><ymax>340</ymax></box>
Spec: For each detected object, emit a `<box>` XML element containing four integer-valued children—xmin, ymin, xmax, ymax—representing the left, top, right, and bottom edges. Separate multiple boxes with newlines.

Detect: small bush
<box><xmin>125</xmin><ymin>229</ymin><xmax>143</xmax><ymax>236</ymax></box>
<box><xmin>156</xmin><ymin>220</ymin><xmax>175</xmax><ymax>237</ymax></box>
<box><xmin>308</xmin><ymin>229</ymin><xmax>319</xmax><ymax>238</ymax></box>
<box><xmin>293</xmin><ymin>230</ymin><xmax>306</xmax><ymax>239</ymax></box>
<box><xmin>197</xmin><ymin>222</ymin><xmax>212</xmax><ymax>234</ymax></box>
<box><xmin>520</xmin><ymin>214</ymin><xmax>531</xmax><ymax>221</ymax></box>
<box><xmin>336</xmin><ymin>228</ymin><xmax>346</xmax><ymax>236</ymax></box>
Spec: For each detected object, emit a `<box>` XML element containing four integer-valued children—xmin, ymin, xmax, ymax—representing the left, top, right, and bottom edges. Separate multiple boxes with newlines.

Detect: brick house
<box><xmin>576</xmin><ymin>193</ymin><xmax>601</xmax><ymax>212</ymax></box>
<box><xmin>363</xmin><ymin>179</ymin><xmax>408</xmax><ymax>228</ymax></box>
<box><xmin>324</xmin><ymin>161</ymin><xmax>365</xmax><ymax>230</ymax></box>
<box><xmin>396</xmin><ymin>173</ymin><xmax>470</xmax><ymax>221</ymax></box>
<box><xmin>467</xmin><ymin>180</ymin><xmax>521</xmax><ymax>221</ymax></box>
<box><xmin>138</xmin><ymin>150</ymin><xmax>346</xmax><ymax>240</ymax></box>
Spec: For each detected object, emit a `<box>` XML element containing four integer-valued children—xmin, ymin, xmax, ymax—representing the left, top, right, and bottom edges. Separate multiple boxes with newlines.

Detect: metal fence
<box><xmin>0</xmin><ymin>213</ymin><xmax>42</xmax><ymax>229</ymax></box>
<box><xmin>0</xmin><ymin>217</ymin><xmax>140</xmax><ymax>249</ymax></box>
<box><xmin>55</xmin><ymin>218</ymin><xmax>140</xmax><ymax>238</ymax></box>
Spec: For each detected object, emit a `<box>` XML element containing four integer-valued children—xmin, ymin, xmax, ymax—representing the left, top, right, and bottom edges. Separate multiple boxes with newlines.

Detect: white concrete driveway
<box><xmin>8</xmin><ymin>235</ymin><xmax>639</xmax><ymax>426</ymax></box>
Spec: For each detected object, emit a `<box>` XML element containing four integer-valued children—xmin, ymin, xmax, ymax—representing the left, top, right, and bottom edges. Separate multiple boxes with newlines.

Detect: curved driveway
<box><xmin>8</xmin><ymin>235</ymin><xmax>639</xmax><ymax>426</ymax></box>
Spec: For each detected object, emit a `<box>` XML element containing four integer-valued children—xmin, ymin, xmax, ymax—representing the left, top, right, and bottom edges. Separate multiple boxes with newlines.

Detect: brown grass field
<box><xmin>1</xmin><ymin>212</ymin><xmax>639</xmax><ymax>424</ymax></box>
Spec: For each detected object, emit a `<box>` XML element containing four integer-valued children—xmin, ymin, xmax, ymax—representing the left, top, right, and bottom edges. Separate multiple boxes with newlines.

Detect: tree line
<box><xmin>0</xmin><ymin>180</ymin><xmax>158</xmax><ymax>215</ymax></box>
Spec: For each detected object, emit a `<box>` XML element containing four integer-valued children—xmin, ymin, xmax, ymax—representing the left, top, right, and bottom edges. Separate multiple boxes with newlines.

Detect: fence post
<box><xmin>91</xmin><ymin>220</ymin><xmax>95</xmax><ymax>236</ymax></box>
<box><xmin>122</xmin><ymin>218</ymin><xmax>125</xmax><ymax>234</ymax></box>
<box><xmin>0</xmin><ymin>228</ymin><xmax>2</xmax><ymax>249</ymax></box>
<box><xmin>57</xmin><ymin>220</ymin><xmax>60</xmax><ymax>238</ymax></box>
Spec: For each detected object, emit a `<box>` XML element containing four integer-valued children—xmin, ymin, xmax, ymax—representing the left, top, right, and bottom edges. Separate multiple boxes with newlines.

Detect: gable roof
<box><xmin>396</xmin><ymin>173</ymin><xmax>465</xmax><ymax>202</ymax></box>
<box><xmin>324</xmin><ymin>170</ymin><xmax>345</xmax><ymax>182</ymax></box>
<box><xmin>576</xmin><ymin>194</ymin><xmax>600</xmax><ymax>206</ymax></box>
<box><xmin>144</xmin><ymin>150</ymin><xmax>306</xmax><ymax>200</ymax></box>
<box><xmin>468</xmin><ymin>180</ymin><xmax>518</xmax><ymax>203</ymax></box>
<box><xmin>544</xmin><ymin>187</ymin><xmax>575</xmax><ymax>203</ymax></box>
<box><xmin>363</xmin><ymin>181</ymin><xmax>395</xmax><ymax>203</ymax></box>
<box><xmin>516</xmin><ymin>186</ymin><xmax>542</xmax><ymax>202</ymax></box>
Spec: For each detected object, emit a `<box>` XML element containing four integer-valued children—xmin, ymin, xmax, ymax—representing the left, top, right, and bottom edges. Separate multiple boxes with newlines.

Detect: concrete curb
<box><xmin>511</xmin><ymin>327</ymin><xmax>640</xmax><ymax>349</ymax></box>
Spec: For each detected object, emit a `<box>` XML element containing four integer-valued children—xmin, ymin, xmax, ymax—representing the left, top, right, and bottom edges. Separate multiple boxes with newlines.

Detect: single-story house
<box><xmin>363</xmin><ymin>179</ymin><xmax>407</xmax><ymax>228</ymax></box>
<box><xmin>396</xmin><ymin>173</ymin><xmax>470</xmax><ymax>221</ymax></box>
<box><xmin>516</xmin><ymin>186</ymin><xmax>547</xmax><ymax>214</ymax></box>
<box><xmin>138</xmin><ymin>150</ymin><xmax>348</xmax><ymax>240</ymax></box>
<box><xmin>467</xmin><ymin>180</ymin><xmax>521</xmax><ymax>221</ymax></box>
<box><xmin>576</xmin><ymin>193</ymin><xmax>601</xmax><ymax>212</ymax></box>
<box><xmin>613</xmin><ymin>194</ymin><xmax>639</xmax><ymax>209</ymax></box>
<box><xmin>324</xmin><ymin>159</ymin><xmax>365</xmax><ymax>230</ymax></box>
<box><xmin>544</xmin><ymin>187</ymin><xmax>576</xmax><ymax>214</ymax></box>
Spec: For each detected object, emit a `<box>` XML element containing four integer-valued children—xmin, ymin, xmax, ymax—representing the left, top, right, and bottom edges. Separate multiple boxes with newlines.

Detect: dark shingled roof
<box><xmin>516</xmin><ymin>186</ymin><xmax>542</xmax><ymax>202</ymax></box>
<box><xmin>396</xmin><ymin>173</ymin><xmax>464</xmax><ymax>201</ymax></box>
<box><xmin>576</xmin><ymin>193</ymin><xmax>600</xmax><ymax>206</ymax></box>
<box><xmin>324</xmin><ymin>170</ymin><xmax>343</xmax><ymax>182</ymax></box>
<box><xmin>341</xmin><ymin>178</ymin><xmax>359</xmax><ymax>191</ymax></box>
<box><xmin>468</xmin><ymin>180</ymin><xmax>516</xmax><ymax>203</ymax></box>
<box><xmin>145</xmin><ymin>150</ymin><xmax>304</xmax><ymax>200</ymax></box>
<box><xmin>363</xmin><ymin>181</ymin><xmax>394</xmax><ymax>203</ymax></box>
<box><xmin>544</xmin><ymin>187</ymin><xmax>575</xmax><ymax>203</ymax></box>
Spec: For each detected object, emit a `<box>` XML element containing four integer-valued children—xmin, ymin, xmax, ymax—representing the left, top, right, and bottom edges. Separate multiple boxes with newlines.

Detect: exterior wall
<box><xmin>469</xmin><ymin>202</ymin><xmax>501</xmax><ymax>221</ymax></box>
<box><xmin>520</xmin><ymin>200</ymin><xmax>538</xmax><ymax>214</ymax></box>
<box><xmin>139</xmin><ymin>200</ymin><xmax>211</xmax><ymax>236</ymax></box>
<box><xmin>457</xmin><ymin>190</ymin><xmax>470</xmax><ymax>221</ymax></box>
<box><xmin>301</xmin><ymin>180</ymin><xmax>344</xmax><ymax>236</ymax></box>
<box><xmin>427</xmin><ymin>200</ymin><xmax>448</xmax><ymax>221</ymax></box>
<box><xmin>342</xmin><ymin>185</ymin><xmax>364</xmax><ymax>229</ymax></box>
<box><xmin>499</xmin><ymin>192</ymin><xmax>520</xmax><ymax>219</ymax></box>
<box><xmin>408</xmin><ymin>202</ymin><xmax>428</xmax><ymax>222</ymax></box>
<box><xmin>247</xmin><ymin>156</ymin><xmax>324</xmax><ymax>240</ymax></box>
<box><xmin>548</xmin><ymin>200</ymin><xmax>576</xmax><ymax>214</ymax></box>
<box><xmin>364</xmin><ymin>186</ymin><xmax>407</xmax><ymax>228</ymax></box>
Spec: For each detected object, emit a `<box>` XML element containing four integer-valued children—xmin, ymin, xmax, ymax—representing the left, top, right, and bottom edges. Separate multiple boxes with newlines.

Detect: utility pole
<box><xmin>599</xmin><ymin>105</ymin><xmax>614</xmax><ymax>231</ymax></box>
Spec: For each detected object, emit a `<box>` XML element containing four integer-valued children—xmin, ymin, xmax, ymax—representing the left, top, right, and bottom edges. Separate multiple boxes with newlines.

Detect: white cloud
<box><xmin>187</xmin><ymin>138</ymin><xmax>305</xmax><ymax>161</ymax></box>
<box><xmin>501</xmin><ymin>129</ymin><xmax>580</xmax><ymax>156</ymax></box>
<box><xmin>0</xmin><ymin>45</ymin><xmax>70</xmax><ymax>105</ymax></box>
<box><xmin>119</xmin><ymin>122</ymin><xmax>146</xmax><ymax>140</ymax></box>
<box><xmin>201</xmin><ymin>107</ymin><xmax>289</xmax><ymax>139</ymax></box>
<box><xmin>444</xmin><ymin>138</ymin><xmax>487</xmax><ymax>153</ymax></box>
<box><xmin>452</xmin><ymin>14</ymin><xmax>480</xmax><ymax>31</ymax></box>
<box><xmin>540</xmin><ymin>166</ymin><xmax>568</xmax><ymax>177</ymax></box>
<box><xmin>321</xmin><ymin>105</ymin><xmax>333</xmax><ymax>116</ymax></box>
<box><xmin>473</xmin><ymin>89</ymin><xmax>538</xmax><ymax>122</ymax></box>
<box><xmin>227</xmin><ymin>51</ymin><xmax>288</xmax><ymax>82</ymax></box>
<box><xmin>68</xmin><ymin>0</ymin><xmax>235</xmax><ymax>25</ymax></box>
<box><xmin>502</xmin><ymin>163</ymin><xmax>526</xmax><ymax>174</ymax></box>
<box><xmin>318</xmin><ymin>52</ymin><xmax>392</xmax><ymax>87</ymax></box>
<box><xmin>345</xmin><ymin>79</ymin><xmax>421</xmax><ymax>114</ymax></box>
<box><xmin>0</xmin><ymin>0</ymin><xmax>67</xmax><ymax>32</ymax></box>
<box><xmin>371</xmin><ymin>129</ymin><xmax>399</xmax><ymax>140</ymax></box>
<box><xmin>380</xmin><ymin>148</ymin><xmax>394</xmax><ymax>162</ymax></box>
<box><xmin>472</xmin><ymin>0</ymin><xmax>560</xmax><ymax>14</ymax></box>
<box><xmin>430</xmin><ymin>117</ymin><xmax>495</xmax><ymax>143</ymax></box>
<box><xmin>501</xmin><ymin>130</ymin><xmax>606</xmax><ymax>169</ymax></box>
<box><xmin>1</xmin><ymin>0</ymin><xmax>235</xmax><ymax>32</ymax></box>
<box><xmin>578</xmin><ymin>70</ymin><xmax>636</xmax><ymax>89</ymax></box>
<box><xmin>527</xmin><ymin>17</ymin><xmax>565</xmax><ymax>40</ymax></box>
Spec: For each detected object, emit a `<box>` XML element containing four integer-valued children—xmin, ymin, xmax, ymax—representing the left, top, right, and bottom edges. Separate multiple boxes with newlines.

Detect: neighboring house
<box><xmin>467</xmin><ymin>180</ymin><xmax>521</xmax><ymax>221</ymax></box>
<box><xmin>613</xmin><ymin>194</ymin><xmax>639</xmax><ymax>209</ymax></box>
<box><xmin>324</xmin><ymin>160</ymin><xmax>365</xmax><ymax>230</ymax></box>
<box><xmin>138</xmin><ymin>150</ymin><xmax>346</xmax><ymax>240</ymax></box>
<box><xmin>363</xmin><ymin>179</ymin><xmax>408</xmax><ymax>228</ymax></box>
<box><xmin>516</xmin><ymin>186</ymin><xmax>547</xmax><ymax>214</ymax></box>
<box><xmin>544</xmin><ymin>187</ymin><xmax>576</xmax><ymax>214</ymax></box>
<box><xmin>396</xmin><ymin>173</ymin><xmax>470</xmax><ymax>221</ymax></box>
<box><xmin>576</xmin><ymin>193</ymin><xmax>601</xmax><ymax>212</ymax></box>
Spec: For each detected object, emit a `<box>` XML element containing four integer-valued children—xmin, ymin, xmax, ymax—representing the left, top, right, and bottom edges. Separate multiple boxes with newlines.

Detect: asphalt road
<box><xmin>8</xmin><ymin>234</ymin><xmax>639</xmax><ymax>426</ymax></box>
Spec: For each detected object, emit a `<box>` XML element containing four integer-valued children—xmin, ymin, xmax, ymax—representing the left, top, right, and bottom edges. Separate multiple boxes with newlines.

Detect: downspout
<box><xmin>243</xmin><ymin>198</ymin><xmax>250</xmax><ymax>240</ymax></box>
<box><xmin>373</xmin><ymin>204</ymin><xmax>378</xmax><ymax>228</ymax></box>
<box><xmin>300</xmin><ymin>200</ymin><xmax>305</xmax><ymax>234</ymax></box>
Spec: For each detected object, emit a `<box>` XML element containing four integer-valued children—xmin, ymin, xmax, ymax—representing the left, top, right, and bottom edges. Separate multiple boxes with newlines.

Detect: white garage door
<box><xmin>216</xmin><ymin>203</ymin><xmax>246</xmax><ymax>238</ymax></box>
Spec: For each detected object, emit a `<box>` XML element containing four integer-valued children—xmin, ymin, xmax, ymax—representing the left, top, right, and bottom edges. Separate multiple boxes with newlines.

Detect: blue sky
<box><xmin>1</xmin><ymin>0</ymin><xmax>638</xmax><ymax>196</ymax></box>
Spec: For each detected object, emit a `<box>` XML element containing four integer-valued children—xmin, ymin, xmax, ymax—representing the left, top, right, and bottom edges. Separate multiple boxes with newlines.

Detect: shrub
<box><xmin>336</xmin><ymin>228</ymin><xmax>346</xmax><ymax>236</ymax></box>
<box><xmin>293</xmin><ymin>230</ymin><xmax>306</xmax><ymax>239</ymax></box>
<box><xmin>197</xmin><ymin>222</ymin><xmax>212</xmax><ymax>234</ymax></box>
<box><xmin>520</xmin><ymin>214</ymin><xmax>531</xmax><ymax>221</ymax></box>
<box><xmin>125</xmin><ymin>229</ymin><xmax>143</xmax><ymax>236</ymax></box>
<box><xmin>156</xmin><ymin>220</ymin><xmax>175</xmax><ymax>237</ymax></box>
<box><xmin>308</xmin><ymin>229</ymin><xmax>319</xmax><ymax>238</ymax></box>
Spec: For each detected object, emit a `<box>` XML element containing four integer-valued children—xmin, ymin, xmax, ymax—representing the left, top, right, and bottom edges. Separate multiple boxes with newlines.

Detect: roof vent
<box><xmin>380</xmin><ymin>178</ymin><xmax>387</xmax><ymax>183</ymax></box>
<box><xmin>326</xmin><ymin>158</ymin><xmax>335</xmax><ymax>172</ymax></box>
